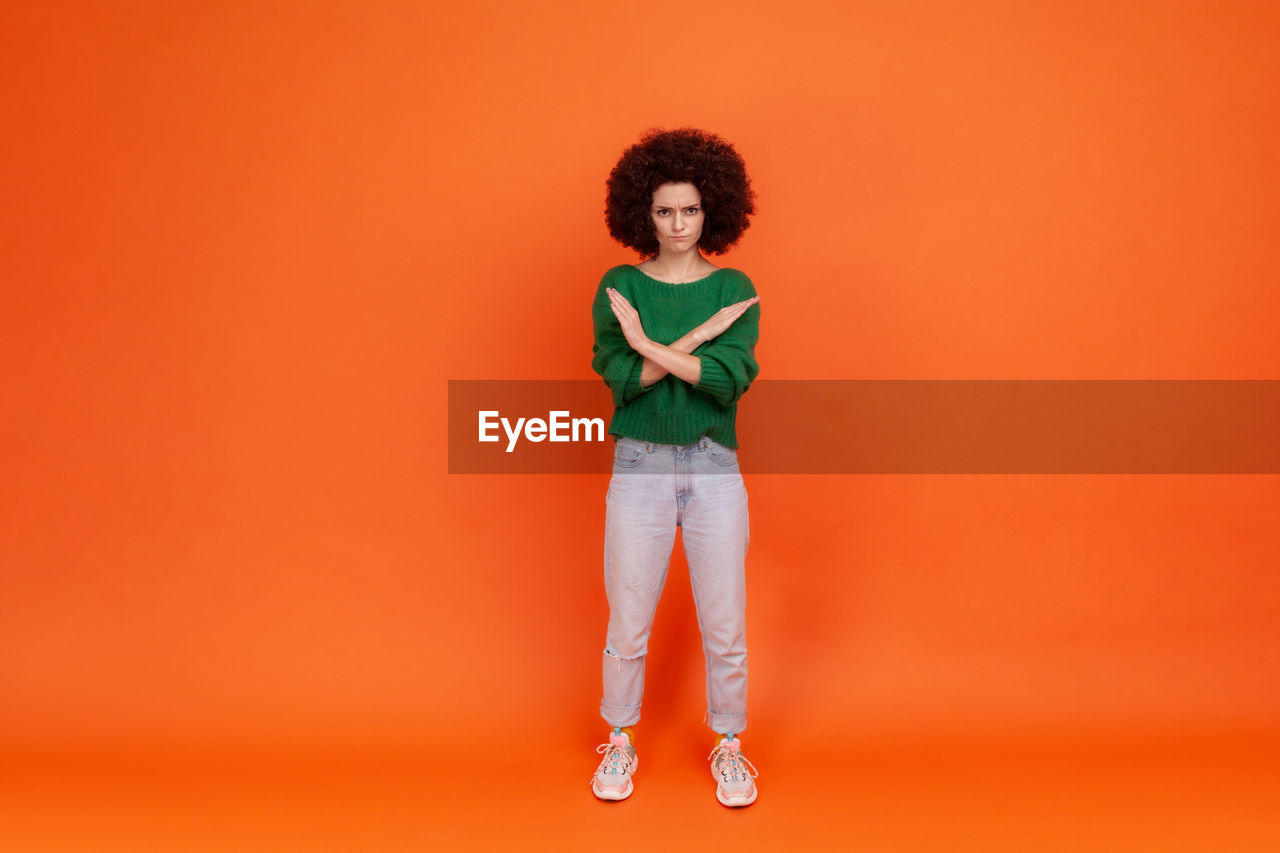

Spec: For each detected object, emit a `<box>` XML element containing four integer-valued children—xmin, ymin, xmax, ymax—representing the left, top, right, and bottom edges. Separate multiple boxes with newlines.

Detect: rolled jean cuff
<box><xmin>601</xmin><ymin>699</ymin><xmax>641</xmax><ymax>728</ymax></box>
<box><xmin>707</xmin><ymin>710</ymin><xmax>747</xmax><ymax>735</ymax></box>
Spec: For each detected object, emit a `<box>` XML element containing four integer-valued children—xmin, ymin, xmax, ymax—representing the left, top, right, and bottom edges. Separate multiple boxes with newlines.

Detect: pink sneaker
<box><xmin>591</xmin><ymin>730</ymin><xmax>638</xmax><ymax>801</ymax></box>
<box><xmin>708</xmin><ymin>736</ymin><xmax>758</xmax><ymax>807</ymax></box>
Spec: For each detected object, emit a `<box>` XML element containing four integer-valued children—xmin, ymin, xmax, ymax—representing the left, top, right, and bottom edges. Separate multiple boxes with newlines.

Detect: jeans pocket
<box><xmin>707</xmin><ymin>442</ymin><xmax>739</xmax><ymax>467</ymax></box>
<box><xmin>613</xmin><ymin>440</ymin><xmax>646</xmax><ymax>469</ymax></box>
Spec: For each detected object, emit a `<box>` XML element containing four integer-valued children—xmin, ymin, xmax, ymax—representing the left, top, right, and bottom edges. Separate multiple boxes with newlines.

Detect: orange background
<box><xmin>2</xmin><ymin>1</ymin><xmax>1278</xmax><ymax>850</ymax></box>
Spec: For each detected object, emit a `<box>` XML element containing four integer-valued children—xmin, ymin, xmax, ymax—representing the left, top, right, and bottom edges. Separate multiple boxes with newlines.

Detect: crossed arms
<box><xmin>604</xmin><ymin>286</ymin><xmax>760</xmax><ymax>389</ymax></box>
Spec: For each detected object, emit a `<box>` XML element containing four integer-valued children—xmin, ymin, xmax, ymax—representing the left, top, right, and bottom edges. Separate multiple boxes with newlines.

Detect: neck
<box><xmin>647</xmin><ymin>249</ymin><xmax>708</xmax><ymax>282</ymax></box>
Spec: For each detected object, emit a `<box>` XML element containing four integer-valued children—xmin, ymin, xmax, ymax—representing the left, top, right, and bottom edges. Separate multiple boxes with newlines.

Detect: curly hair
<box><xmin>605</xmin><ymin>127</ymin><xmax>756</xmax><ymax>258</ymax></box>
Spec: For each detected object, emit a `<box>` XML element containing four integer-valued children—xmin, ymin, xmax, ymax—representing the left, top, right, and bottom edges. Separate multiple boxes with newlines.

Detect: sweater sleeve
<box><xmin>591</xmin><ymin>270</ymin><xmax>658</xmax><ymax>407</ymax></box>
<box><xmin>692</xmin><ymin>272</ymin><xmax>761</xmax><ymax>406</ymax></box>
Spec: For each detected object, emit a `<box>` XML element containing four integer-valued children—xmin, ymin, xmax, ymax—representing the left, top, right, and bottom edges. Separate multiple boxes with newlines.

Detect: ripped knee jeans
<box><xmin>600</xmin><ymin>435</ymin><xmax>750</xmax><ymax>735</ymax></box>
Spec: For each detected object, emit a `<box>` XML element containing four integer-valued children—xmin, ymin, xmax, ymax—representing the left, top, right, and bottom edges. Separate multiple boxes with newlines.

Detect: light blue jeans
<box><xmin>601</xmin><ymin>434</ymin><xmax>750</xmax><ymax>735</ymax></box>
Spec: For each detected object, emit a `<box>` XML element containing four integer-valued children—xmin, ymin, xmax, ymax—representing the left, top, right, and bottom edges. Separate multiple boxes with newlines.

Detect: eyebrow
<box><xmin>652</xmin><ymin>203</ymin><xmax>701</xmax><ymax>208</ymax></box>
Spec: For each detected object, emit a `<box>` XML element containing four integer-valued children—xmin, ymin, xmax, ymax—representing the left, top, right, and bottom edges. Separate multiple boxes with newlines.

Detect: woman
<box><xmin>588</xmin><ymin>127</ymin><xmax>762</xmax><ymax>807</ymax></box>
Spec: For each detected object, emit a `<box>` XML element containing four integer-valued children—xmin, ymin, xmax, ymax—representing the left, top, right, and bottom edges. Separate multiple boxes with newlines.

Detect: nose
<box><xmin>672</xmin><ymin>211</ymin><xmax>686</xmax><ymax>232</ymax></box>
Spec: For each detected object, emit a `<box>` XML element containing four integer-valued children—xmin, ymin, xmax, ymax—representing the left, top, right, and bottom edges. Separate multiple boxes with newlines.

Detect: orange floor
<box><xmin>4</xmin><ymin>729</ymin><xmax>1276</xmax><ymax>852</ymax></box>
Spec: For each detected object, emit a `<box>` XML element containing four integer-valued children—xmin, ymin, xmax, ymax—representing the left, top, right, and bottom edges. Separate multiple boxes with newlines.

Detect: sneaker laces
<box><xmin>708</xmin><ymin>742</ymin><xmax>759</xmax><ymax>783</ymax></box>
<box><xmin>591</xmin><ymin>739</ymin><xmax>634</xmax><ymax>782</ymax></box>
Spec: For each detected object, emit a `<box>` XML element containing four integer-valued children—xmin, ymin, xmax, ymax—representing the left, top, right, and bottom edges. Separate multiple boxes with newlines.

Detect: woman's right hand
<box><xmin>694</xmin><ymin>296</ymin><xmax>760</xmax><ymax>344</ymax></box>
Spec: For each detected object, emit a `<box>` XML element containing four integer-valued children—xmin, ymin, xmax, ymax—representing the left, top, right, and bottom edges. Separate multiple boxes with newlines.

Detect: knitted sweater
<box><xmin>590</xmin><ymin>264</ymin><xmax>761</xmax><ymax>448</ymax></box>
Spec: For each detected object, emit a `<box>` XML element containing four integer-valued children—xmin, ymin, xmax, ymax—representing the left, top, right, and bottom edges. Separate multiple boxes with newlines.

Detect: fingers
<box><xmin>606</xmin><ymin>288</ymin><xmax>646</xmax><ymax>346</ymax></box>
<box><xmin>719</xmin><ymin>298</ymin><xmax>758</xmax><ymax>322</ymax></box>
<box><xmin>607</xmin><ymin>287</ymin><xmax>637</xmax><ymax>318</ymax></box>
<box><xmin>699</xmin><ymin>295</ymin><xmax>760</xmax><ymax>340</ymax></box>
<box><xmin>607</xmin><ymin>290</ymin><xmax>631</xmax><ymax>315</ymax></box>
<box><xmin>715</xmin><ymin>297</ymin><xmax>759</xmax><ymax>318</ymax></box>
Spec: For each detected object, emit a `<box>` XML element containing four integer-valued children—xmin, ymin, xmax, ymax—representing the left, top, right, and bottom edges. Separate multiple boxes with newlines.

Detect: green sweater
<box><xmin>591</xmin><ymin>264</ymin><xmax>761</xmax><ymax>449</ymax></box>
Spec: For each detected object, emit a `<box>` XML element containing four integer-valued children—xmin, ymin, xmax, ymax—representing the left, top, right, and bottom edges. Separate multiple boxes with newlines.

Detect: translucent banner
<box><xmin>448</xmin><ymin>380</ymin><xmax>1280</xmax><ymax>474</ymax></box>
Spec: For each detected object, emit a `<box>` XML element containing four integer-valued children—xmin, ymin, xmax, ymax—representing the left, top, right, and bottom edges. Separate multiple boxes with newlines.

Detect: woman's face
<box><xmin>649</xmin><ymin>182</ymin><xmax>704</xmax><ymax>255</ymax></box>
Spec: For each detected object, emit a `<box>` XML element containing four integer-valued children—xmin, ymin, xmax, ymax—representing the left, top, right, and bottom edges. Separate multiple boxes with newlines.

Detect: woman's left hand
<box><xmin>607</xmin><ymin>288</ymin><xmax>651</xmax><ymax>353</ymax></box>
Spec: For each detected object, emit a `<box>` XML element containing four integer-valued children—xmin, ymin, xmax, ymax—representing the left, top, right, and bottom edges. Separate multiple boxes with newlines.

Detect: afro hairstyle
<box><xmin>604</xmin><ymin>127</ymin><xmax>756</xmax><ymax>258</ymax></box>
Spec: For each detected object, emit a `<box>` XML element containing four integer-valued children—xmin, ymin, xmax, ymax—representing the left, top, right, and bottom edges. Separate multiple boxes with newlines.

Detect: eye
<box><xmin>655</xmin><ymin>209</ymin><xmax>670</xmax><ymax>216</ymax></box>
<box><xmin>686</xmin><ymin>207</ymin><xmax>700</xmax><ymax>215</ymax></box>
